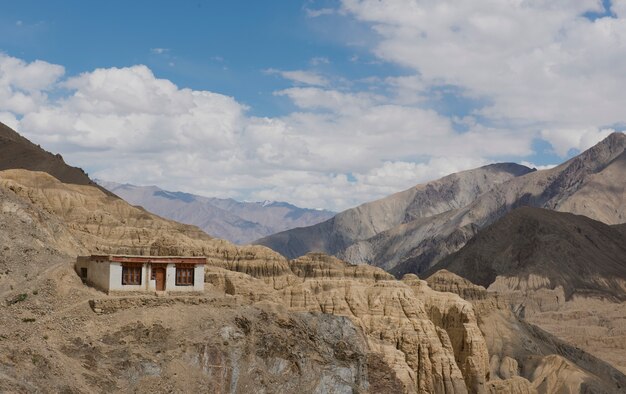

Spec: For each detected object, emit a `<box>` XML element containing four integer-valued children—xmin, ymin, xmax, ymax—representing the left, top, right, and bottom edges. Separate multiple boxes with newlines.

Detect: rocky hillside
<box><xmin>424</xmin><ymin>207</ymin><xmax>626</xmax><ymax>300</ymax></box>
<box><xmin>256</xmin><ymin>163</ymin><xmax>533</xmax><ymax>262</ymax></box>
<box><xmin>2</xmin><ymin>167</ymin><xmax>624</xmax><ymax>392</ymax></box>
<box><xmin>0</xmin><ymin>121</ymin><xmax>108</xmax><ymax>194</ymax></box>
<box><xmin>257</xmin><ymin>133</ymin><xmax>626</xmax><ymax>275</ymax></box>
<box><xmin>422</xmin><ymin>208</ymin><xmax>626</xmax><ymax>377</ymax></box>
<box><xmin>98</xmin><ymin>181</ymin><xmax>334</xmax><ymax>245</ymax></box>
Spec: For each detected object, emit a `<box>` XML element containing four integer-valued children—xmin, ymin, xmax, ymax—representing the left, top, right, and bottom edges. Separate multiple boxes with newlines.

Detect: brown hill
<box><xmin>424</xmin><ymin>207</ymin><xmax>626</xmax><ymax>300</ymax></box>
<box><xmin>3</xmin><ymin>169</ymin><xmax>625</xmax><ymax>392</ymax></box>
<box><xmin>0</xmin><ymin>121</ymin><xmax>110</xmax><ymax>194</ymax></box>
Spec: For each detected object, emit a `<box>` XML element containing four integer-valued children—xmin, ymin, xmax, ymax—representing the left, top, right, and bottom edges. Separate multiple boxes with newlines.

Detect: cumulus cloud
<box><xmin>310</xmin><ymin>56</ymin><xmax>330</xmax><ymax>66</ymax></box>
<box><xmin>540</xmin><ymin>127</ymin><xmax>616</xmax><ymax>157</ymax></box>
<box><xmin>340</xmin><ymin>0</ymin><xmax>626</xmax><ymax>153</ymax></box>
<box><xmin>0</xmin><ymin>53</ymin><xmax>64</xmax><ymax>114</ymax></box>
<box><xmin>3</xmin><ymin>0</ymin><xmax>625</xmax><ymax>215</ymax></box>
<box><xmin>1</xmin><ymin>53</ymin><xmax>507</xmax><ymax>210</ymax></box>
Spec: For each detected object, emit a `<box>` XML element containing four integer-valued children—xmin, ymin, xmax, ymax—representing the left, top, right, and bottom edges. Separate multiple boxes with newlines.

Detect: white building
<box><xmin>76</xmin><ymin>255</ymin><xmax>205</xmax><ymax>294</ymax></box>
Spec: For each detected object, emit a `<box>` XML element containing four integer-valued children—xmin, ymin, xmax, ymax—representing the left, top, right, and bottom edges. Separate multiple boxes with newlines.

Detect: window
<box><xmin>122</xmin><ymin>264</ymin><xmax>142</xmax><ymax>285</ymax></box>
<box><xmin>176</xmin><ymin>264</ymin><xmax>194</xmax><ymax>286</ymax></box>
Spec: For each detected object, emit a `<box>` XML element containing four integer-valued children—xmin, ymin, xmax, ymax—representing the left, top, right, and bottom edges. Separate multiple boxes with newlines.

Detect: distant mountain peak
<box><xmin>98</xmin><ymin>181</ymin><xmax>335</xmax><ymax>244</ymax></box>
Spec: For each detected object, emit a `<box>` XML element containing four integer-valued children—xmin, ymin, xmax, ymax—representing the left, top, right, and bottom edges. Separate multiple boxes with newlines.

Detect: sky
<box><xmin>0</xmin><ymin>0</ymin><xmax>625</xmax><ymax>211</ymax></box>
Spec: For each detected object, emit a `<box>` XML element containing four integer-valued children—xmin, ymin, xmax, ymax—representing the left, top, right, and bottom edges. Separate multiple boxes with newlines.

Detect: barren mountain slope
<box><xmin>390</xmin><ymin>132</ymin><xmax>626</xmax><ymax>275</ymax></box>
<box><xmin>257</xmin><ymin>133</ymin><xmax>626</xmax><ymax>274</ymax></box>
<box><xmin>0</xmin><ymin>169</ymin><xmax>253</xmax><ymax>258</ymax></box>
<box><xmin>99</xmin><ymin>181</ymin><xmax>334</xmax><ymax>244</ymax></box>
<box><xmin>0</xmin><ymin>122</ymin><xmax>110</xmax><ymax>194</ymax></box>
<box><xmin>423</xmin><ymin>207</ymin><xmax>626</xmax><ymax>376</ymax></box>
<box><xmin>2</xmin><ymin>170</ymin><xmax>625</xmax><ymax>392</ymax></box>
<box><xmin>424</xmin><ymin>207</ymin><xmax>626</xmax><ymax>300</ymax></box>
<box><xmin>256</xmin><ymin>163</ymin><xmax>533</xmax><ymax>259</ymax></box>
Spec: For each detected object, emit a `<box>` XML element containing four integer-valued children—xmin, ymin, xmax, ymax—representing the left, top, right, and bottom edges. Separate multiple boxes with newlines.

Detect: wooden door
<box><xmin>155</xmin><ymin>267</ymin><xmax>165</xmax><ymax>291</ymax></box>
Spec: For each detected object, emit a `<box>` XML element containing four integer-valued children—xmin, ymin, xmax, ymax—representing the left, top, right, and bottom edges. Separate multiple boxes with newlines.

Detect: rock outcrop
<box><xmin>426</xmin><ymin>270</ymin><xmax>626</xmax><ymax>393</ymax></box>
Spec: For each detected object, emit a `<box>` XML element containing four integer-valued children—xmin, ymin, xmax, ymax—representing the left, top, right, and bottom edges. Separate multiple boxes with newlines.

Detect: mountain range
<box><xmin>2</xmin><ymin>121</ymin><xmax>626</xmax><ymax>392</ymax></box>
<box><xmin>98</xmin><ymin>181</ymin><xmax>335</xmax><ymax>245</ymax></box>
<box><xmin>256</xmin><ymin>133</ymin><xmax>626</xmax><ymax>276</ymax></box>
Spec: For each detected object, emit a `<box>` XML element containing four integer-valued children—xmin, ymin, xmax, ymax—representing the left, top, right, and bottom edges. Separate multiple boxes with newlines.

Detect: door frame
<box><xmin>155</xmin><ymin>267</ymin><xmax>166</xmax><ymax>291</ymax></box>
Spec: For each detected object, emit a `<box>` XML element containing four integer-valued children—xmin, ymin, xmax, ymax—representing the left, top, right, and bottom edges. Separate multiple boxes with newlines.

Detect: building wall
<box><xmin>76</xmin><ymin>257</ymin><xmax>205</xmax><ymax>294</ymax></box>
<box><xmin>193</xmin><ymin>264</ymin><xmax>205</xmax><ymax>291</ymax></box>
<box><xmin>86</xmin><ymin>259</ymin><xmax>111</xmax><ymax>292</ymax></box>
<box><xmin>163</xmin><ymin>263</ymin><xmax>205</xmax><ymax>292</ymax></box>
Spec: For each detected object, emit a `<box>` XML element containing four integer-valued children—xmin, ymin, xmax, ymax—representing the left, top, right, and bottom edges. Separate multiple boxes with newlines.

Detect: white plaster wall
<box><xmin>193</xmin><ymin>264</ymin><xmax>205</xmax><ymax>291</ymax></box>
<box><xmin>109</xmin><ymin>262</ymin><xmax>147</xmax><ymax>292</ymax></box>
<box><xmin>165</xmin><ymin>263</ymin><xmax>176</xmax><ymax>291</ymax></box>
<box><xmin>163</xmin><ymin>264</ymin><xmax>205</xmax><ymax>292</ymax></box>
<box><xmin>146</xmin><ymin>264</ymin><xmax>156</xmax><ymax>291</ymax></box>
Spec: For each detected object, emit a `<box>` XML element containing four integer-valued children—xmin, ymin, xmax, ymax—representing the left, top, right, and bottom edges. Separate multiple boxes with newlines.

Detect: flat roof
<box><xmin>88</xmin><ymin>255</ymin><xmax>206</xmax><ymax>264</ymax></box>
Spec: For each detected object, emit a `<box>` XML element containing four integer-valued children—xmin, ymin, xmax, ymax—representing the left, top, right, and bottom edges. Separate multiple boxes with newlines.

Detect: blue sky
<box><xmin>0</xmin><ymin>0</ymin><xmax>624</xmax><ymax>210</ymax></box>
<box><xmin>0</xmin><ymin>0</ymin><xmax>400</xmax><ymax>116</ymax></box>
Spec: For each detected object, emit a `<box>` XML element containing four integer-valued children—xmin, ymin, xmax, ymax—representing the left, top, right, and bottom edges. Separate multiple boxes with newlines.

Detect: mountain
<box><xmin>256</xmin><ymin>162</ymin><xmax>534</xmax><ymax>264</ymax></box>
<box><xmin>2</xmin><ymin>125</ymin><xmax>625</xmax><ymax>392</ymax></box>
<box><xmin>425</xmin><ymin>207</ymin><xmax>626</xmax><ymax>375</ymax></box>
<box><xmin>98</xmin><ymin>181</ymin><xmax>335</xmax><ymax>245</ymax></box>
<box><xmin>426</xmin><ymin>207</ymin><xmax>626</xmax><ymax>300</ymax></box>
<box><xmin>256</xmin><ymin>133</ymin><xmax>626</xmax><ymax>275</ymax></box>
<box><xmin>0</xmin><ymin>121</ymin><xmax>109</xmax><ymax>195</ymax></box>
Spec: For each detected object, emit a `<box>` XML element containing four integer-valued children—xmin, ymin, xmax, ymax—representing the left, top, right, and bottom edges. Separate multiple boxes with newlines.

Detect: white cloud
<box><xmin>3</xmin><ymin>0</ymin><xmax>624</xmax><ymax>217</ymax></box>
<box><xmin>520</xmin><ymin>161</ymin><xmax>557</xmax><ymax>171</ymax></box>
<box><xmin>340</xmin><ymin>0</ymin><xmax>626</xmax><ymax>153</ymax></box>
<box><xmin>264</xmin><ymin>68</ymin><xmax>329</xmax><ymax>86</ymax></box>
<box><xmin>3</xmin><ymin>54</ymin><xmax>518</xmax><ymax>211</ymax></box>
<box><xmin>0</xmin><ymin>53</ymin><xmax>64</xmax><ymax>115</ymax></box>
<box><xmin>540</xmin><ymin>127</ymin><xmax>616</xmax><ymax>157</ymax></box>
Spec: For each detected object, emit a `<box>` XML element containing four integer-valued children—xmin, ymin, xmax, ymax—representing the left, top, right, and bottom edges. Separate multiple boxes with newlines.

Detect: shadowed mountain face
<box><xmin>98</xmin><ymin>181</ymin><xmax>335</xmax><ymax>245</ymax></box>
<box><xmin>426</xmin><ymin>207</ymin><xmax>626</xmax><ymax>300</ymax></box>
<box><xmin>0</xmin><ymin>122</ymin><xmax>109</xmax><ymax>194</ymax></box>
<box><xmin>257</xmin><ymin>133</ymin><xmax>626</xmax><ymax>275</ymax></box>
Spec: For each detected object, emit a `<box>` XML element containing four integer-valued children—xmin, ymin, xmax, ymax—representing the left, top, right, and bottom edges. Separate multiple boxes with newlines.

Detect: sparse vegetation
<box><xmin>32</xmin><ymin>289</ymin><xmax>38</xmax><ymax>295</ymax></box>
<box><xmin>7</xmin><ymin>293</ymin><xmax>27</xmax><ymax>305</ymax></box>
<box><xmin>22</xmin><ymin>318</ymin><xmax>36</xmax><ymax>323</ymax></box>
